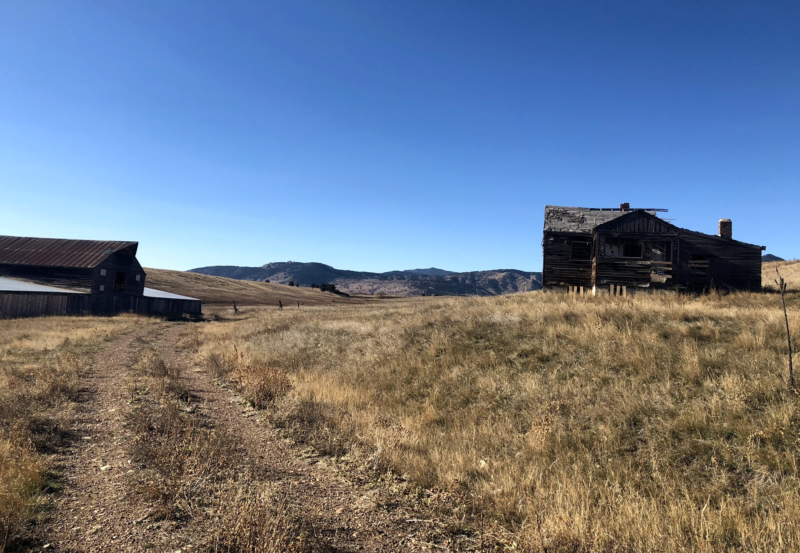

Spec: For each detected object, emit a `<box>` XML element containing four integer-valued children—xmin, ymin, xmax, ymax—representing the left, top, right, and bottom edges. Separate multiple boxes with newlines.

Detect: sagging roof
<box><xmin>545</xmin><ymin>206</ymin><xmax>633</xmax><ymax>234</ymax></box>
<box><xmin>0</xmin><ymin>276</ymin><xmax>88</xmax><ymax>294</ymax></box>
<box><xmin>0</xmin><ymin>236</ymin><xmax>138</xmax><ymax>268</ymax></box>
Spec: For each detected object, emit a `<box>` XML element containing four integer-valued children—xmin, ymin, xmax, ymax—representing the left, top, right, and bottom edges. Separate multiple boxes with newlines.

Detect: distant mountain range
<box><xmin>190</xmin><ymin>262</ymin><xmax>542</xmax><ymax>297</ymax></box>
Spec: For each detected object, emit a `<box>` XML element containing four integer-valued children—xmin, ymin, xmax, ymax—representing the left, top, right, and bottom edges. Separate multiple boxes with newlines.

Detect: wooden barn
<box><xmin>542</xmin><ymin>205</ymin><xmax>765</xmax><ymax>294</ymax></box>
<box><xmin>0</xmin><ymin>235</ymin><xmax>201</xmax><ymax>318</ymax></box>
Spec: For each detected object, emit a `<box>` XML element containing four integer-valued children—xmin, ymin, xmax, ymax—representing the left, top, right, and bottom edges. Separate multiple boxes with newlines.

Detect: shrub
<box><xmin>240</xmin><ymin>364</ymin><xmax>293</xmax><ymax>409</ymax></box>
<box><xmin>206</xmin><ymin>487</ymin><xmax>321</xmax><ymax>553</ymax></box>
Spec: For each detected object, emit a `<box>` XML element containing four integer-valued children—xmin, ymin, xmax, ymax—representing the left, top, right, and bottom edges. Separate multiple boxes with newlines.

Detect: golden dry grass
<box><xmin>197</xmin><ymin>290</ymin><xmax>800</xmax><ymax>552</ymax></box>
<box><xmin>0</xmin><ymin>315</ymin><xmax>143</xmax><ymax>551</ymax></box>
<box><xmin>764</xmin><ymin>259</ymin><xmax>800</xmax><ymax>291</ymax></box>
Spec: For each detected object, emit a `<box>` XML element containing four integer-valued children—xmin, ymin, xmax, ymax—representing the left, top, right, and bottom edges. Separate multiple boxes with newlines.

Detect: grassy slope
<box><xmin>144</xmin><ymin>267</ymin><xmax>375</xmax><ymax>306</ymax></box>
<box><xmin>764</xmin><ymin>259</ymin><xmax>800</xmax><ymax>291</ymax></box>
<box><xmin>197</xmin><ymin>290</ymin><xmax>800</xmax><ymax>551</ymax></box>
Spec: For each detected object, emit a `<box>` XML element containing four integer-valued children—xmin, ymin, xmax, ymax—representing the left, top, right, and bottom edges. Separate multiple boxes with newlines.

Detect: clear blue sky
<box><xmin>1</xmin><ymin>1</ymin><xmax>797</xmax><ymax>272</ymax></box>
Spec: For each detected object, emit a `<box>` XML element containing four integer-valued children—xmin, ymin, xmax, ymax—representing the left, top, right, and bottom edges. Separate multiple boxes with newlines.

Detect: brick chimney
<box><xmin>719</xmin><ymin>219</ymin><xmax>732</xmax><ymax>239</ymax></box>
<box><xmin>620</xmin><ymin>203</ymin><xmax>630</xmax><ymax>211</ymax></box>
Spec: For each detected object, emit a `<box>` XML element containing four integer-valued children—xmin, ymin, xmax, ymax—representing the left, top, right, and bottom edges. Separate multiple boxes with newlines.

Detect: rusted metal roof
<box><xmin>0</xmin><ymin>236</ymin><xmax>138</xmax><ymax>268</ymax></box>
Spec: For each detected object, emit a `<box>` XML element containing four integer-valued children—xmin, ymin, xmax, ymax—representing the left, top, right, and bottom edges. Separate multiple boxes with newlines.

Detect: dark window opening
<box><xmin>571</xmin><ymin>241</ymin><xmax>592</xmax><ymax>260</ymax></box>
<box><xmin>604</xmin><ymin>238</ymin><xmax>643</xmax><ymax>258</ymax></box>
<box><xmin>652</xmin><ymin>241</ymin><xmax>672</xmax><ymax>262</ymax></box>
<box><xmin>623</xmin><ymin>241</ymin><xmax>643</xmax><ymax>258</ymax></box>
<box><xmin>114</xmin><ymin>272</ymin><xmax>126</xmax><ymax>292</ymax></box>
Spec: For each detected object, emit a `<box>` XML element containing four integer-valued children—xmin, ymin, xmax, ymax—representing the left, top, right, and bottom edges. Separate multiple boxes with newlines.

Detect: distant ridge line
<box><xmin>189</xmin><ymin>261</ymin><xmax>542</xmax><ymax>297</ymax></box>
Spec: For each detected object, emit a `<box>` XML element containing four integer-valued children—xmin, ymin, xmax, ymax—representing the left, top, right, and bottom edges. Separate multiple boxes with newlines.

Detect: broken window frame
<box><xmin>652</xmin><ymin>240</ymin><xmax>673</xmax><ymax>263</ymax></box>
<box><xmin>570</xmin><ymin>240</ymin><xmax>592</xmax><ymax>261</ymax></box>
<box><xmin>603</xmin><ymin>237</ymin><xmax>644</xmax><ymax>259</ymax></box>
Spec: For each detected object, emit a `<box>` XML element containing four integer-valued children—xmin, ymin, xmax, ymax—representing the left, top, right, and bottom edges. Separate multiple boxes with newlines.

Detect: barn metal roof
<box><xmin>0</xmin><ymin>276</ymin><xmax>88</xmax><ymax>294</ymax></box>
<box><xmin>543</xmin><ymin>206</ymin><xmax>666</xmax><ymax>234</ymax></box>
<box><xmin>0</xmin><ymin>236</ymin><xmax>138</xmax><ymax>268</ymax></box>
<box><xmin>143</xmin><ymin>287</ymin><xmax>199</xmax><ymax>301</ymax></box>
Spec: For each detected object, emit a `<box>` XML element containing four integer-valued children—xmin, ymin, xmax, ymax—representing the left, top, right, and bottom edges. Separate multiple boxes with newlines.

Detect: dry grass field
<box><xmin>196</xmin><ymin>282</ymin><xmax>800</xmax><ymax>551</ymax></box>
<box><xmin>3</xmin><ymin>262</ymin><xmax>799</xmax><ymax>551</ymax></box>
<box><xmin>145</xmin><ymin>267</ymin><xmax>377</xmax><ymax>306</ymax></box>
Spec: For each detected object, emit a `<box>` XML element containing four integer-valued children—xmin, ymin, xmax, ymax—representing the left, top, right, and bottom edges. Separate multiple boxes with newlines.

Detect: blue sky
<box><xmin>1</xmin><ymin>1</ymin><xmax>797</xmax><ymax>272</ymax></box>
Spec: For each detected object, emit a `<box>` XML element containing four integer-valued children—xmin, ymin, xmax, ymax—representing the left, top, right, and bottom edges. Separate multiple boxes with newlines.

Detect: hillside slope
<box><xmin>764</xmin><ymin>259</ymin><xmax>800</xmax><ymax>290</ymax></box>
<box><xmin>145</xmin><ymin>268</ymin><xmax>370</xmax><ymax>306</ymax></box>
<box><xmin>191</xmin><ymin>262</ymin><xmax>542</xmax><ymax>297</ymax></box>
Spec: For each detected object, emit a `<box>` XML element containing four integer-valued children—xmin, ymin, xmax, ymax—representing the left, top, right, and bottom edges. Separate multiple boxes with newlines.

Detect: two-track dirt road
<box><xmin>37</xmin><ymin>321</ymin><xmax>481</xmax><ymax>552</ymax></box>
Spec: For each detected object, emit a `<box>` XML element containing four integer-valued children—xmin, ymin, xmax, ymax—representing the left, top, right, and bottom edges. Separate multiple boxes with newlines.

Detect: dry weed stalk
<box><xmin>775</xmin><ymin>267</ymin><xmax>795</xmax><ymax>388</ymax></box>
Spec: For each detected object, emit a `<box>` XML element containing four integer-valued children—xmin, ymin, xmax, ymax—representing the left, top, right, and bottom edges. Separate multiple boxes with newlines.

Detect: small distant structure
<box><xmin>542</xmin><ymin>205</ymin><xmax>765</xmax><ymax>294</ymax></box>
<box><xmin>0</xmin><ymin>235</ymin><xmax>201</xmax><ymax>318</ymax></box>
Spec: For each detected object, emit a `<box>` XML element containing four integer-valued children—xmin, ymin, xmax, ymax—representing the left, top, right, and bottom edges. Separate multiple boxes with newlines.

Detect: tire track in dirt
<box><xmin>38</xmin><ymin>321</ymin><xmax>184</xmax><ymax>552</ymax></box>
<box><xmin>155</xmin><ymin>324</ymin><xmax>479</xmax><ymax>552</ymax></box>
<box><xmin>39</xmin><ymin>322</ymin><xmax>479</xmax><ymax>551</ymax></box>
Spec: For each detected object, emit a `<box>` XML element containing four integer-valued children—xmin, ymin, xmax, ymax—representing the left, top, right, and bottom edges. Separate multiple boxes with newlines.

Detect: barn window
<box><xmin>100</xmin><ymin>269</ymin><xmax>107</xmax><ymax>276</ymax></box>
<box><xmin>99</xmin><ymin>285</ymin><xmax>105</xmax><ymax>292</ymax></box>
<box><xmin>571</xmin><ymin>241</ymin><xmax>592</xmax><ymax>260</ymax></box>
<box><xmin>135</xmin><ymin>274</ymin><xmax>141</xmax><ymax>282</ymax></box>
<box><xmin>604</xmin><ymin>238</ymin><xmax>643</xmax><ymax>258</ymax></box>
<box><xmin>114</xmin><ymin>272</ymin><xmax>126</xmax><ymax>292</ymax></box>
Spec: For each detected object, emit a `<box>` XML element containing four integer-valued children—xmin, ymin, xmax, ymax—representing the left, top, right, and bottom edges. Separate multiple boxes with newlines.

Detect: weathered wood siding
<box><xmin>594</xmin><ymin>211</ymin><xmax>680</xmax><ymax>289</ymax></box>
<box><xmin>542</xmin><ymin>232</ymin><xmax>593</xmax><ymax>288</ymax></box>
<box><xmin>544</xmin><ymin>209</ymin><xmax>764</xmax><ymax>293</ymax></box>
<box><xmin>0</xmin><ymin>292</ymin><xmax>201</xmax><ymax>319</ymax></box>
<box><xmin>593</xmin><ymin>212</ymin><xmax>762</xmax><ymax>292</ymax></box>
<box><xmin>677</xmin><ymin>231</ymin><xmax>762</xmax><ymax>291</ymax></box>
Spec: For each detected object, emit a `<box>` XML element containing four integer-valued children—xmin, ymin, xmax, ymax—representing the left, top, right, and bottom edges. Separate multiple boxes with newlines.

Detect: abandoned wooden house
<box><xmin>0</xmin><ymin>235</ymin><xmax>201</xmax><ymax>318</ymax></box>
<box><xmin>542</xmin><ymin>204</ymin><xmax>765</xmax><ymax>294</ymax></box>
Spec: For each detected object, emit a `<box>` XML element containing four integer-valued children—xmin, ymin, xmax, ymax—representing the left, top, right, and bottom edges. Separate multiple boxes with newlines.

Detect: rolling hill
<box><xmin>190</xmin><ymin>262</ymin><xmax>543</xmax><ymax>297</ymax></box>
<box><xmin>144</xmin><ymin>268</ymin><xmax>375</xmax><ymax>306</ymax></box>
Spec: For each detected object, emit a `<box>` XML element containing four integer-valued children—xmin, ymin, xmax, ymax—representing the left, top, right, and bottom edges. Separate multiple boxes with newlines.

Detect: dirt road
<box><xmin>37</xmin><ymin>322</ymin><xmax>480</xmax><ymax>552</ymax></box>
